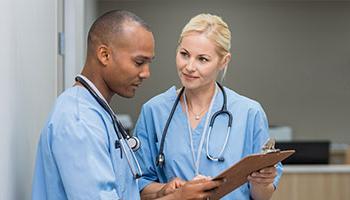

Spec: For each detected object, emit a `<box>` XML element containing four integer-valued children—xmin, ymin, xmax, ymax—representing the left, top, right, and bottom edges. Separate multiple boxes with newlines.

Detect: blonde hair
<box><xmin>178</xmin><ymin>14</ymin><xmax>231</xmax><ymax>82</ymax></box>
<box><xmin>178</xmin><ymin>13</ymin><xmax>231</xmax><ymax>58</ymax></box>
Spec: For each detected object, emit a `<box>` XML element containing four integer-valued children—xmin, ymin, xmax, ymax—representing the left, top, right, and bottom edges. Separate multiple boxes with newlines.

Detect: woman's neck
<box><xmin>183</xmin><ymin>82</ymin><xmax>217</xmax><ymax>115</ymax></box>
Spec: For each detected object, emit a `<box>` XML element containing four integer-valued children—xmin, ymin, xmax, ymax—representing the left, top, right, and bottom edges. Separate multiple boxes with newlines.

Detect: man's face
<box><xmin>104</xmin><ymin>22</ymin><xmax>155</xmax><ymax>98</ymax></box>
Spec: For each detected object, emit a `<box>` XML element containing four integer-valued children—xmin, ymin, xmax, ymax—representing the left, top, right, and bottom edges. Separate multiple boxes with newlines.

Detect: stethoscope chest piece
<box><xmin>156</xmin><ymin>82</ymin><xmax>233</xmax><ymax>169</ymax></box>
<box><xmin>127</xmin><ymin>136</ymin><xmax>141</xmax><ymax>152</ymax></box>
<box><xmin>75</xmin><ymin>75</ymin><xmax>143</xmax><ymax>179</ymax></box>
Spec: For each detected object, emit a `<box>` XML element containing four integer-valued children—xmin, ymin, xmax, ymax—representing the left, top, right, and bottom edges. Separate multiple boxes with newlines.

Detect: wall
<box><xmin>98</xmin><ymin>0</ymin><xmax>350</xmax><ymax>144</ymax></box>
<box><xmin>64</xmin><ymin>0</ymin><xmax>98</xmax><ymax>89</ymax></box>
<box><xmin>0</xmin><ymin>0</ymin><xmax>58</xmax><ymax>199</ymax></box>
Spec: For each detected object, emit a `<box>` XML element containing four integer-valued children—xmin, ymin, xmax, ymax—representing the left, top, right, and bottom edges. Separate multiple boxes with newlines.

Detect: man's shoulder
<box><xmin>47</xmin><ymin>87</ymin><xmax>107</xmax><ymax>130</ymax></box>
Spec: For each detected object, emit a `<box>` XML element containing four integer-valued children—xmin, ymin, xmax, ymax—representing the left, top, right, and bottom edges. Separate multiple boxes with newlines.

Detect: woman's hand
<box><xmin>248</xmin><ymin>166</ymin><xmax>277</xmax><ymax>186</ymax></box>
<box><xmin>248</xmin><ymin>166</ymin><xmax>277</xmax><ymax>200</ymax></box>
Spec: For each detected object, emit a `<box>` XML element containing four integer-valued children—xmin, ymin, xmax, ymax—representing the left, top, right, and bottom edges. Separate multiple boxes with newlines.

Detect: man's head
<box><xmin>84</xmin><ymin>10</ymin><xmax>155</xmax><ymax>99</ymax></box>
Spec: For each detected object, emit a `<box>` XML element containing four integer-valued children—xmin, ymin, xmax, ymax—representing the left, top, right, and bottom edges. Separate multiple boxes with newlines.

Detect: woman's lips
<box><xmin>182</xmin><ymin>73</ymin><xmax>199</xmax><ymax>80</ymax></box>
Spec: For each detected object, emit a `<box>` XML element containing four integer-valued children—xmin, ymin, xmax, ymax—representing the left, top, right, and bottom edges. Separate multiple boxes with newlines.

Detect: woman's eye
<box><xmin>180</xmin><ymin>51</ymin><xmax>188</xmax><ymax>57</ymax></box>
<box><xmin>199</xmin><ymin>57</ymin><xmax>209</xmax><ymax>62</ymax></box>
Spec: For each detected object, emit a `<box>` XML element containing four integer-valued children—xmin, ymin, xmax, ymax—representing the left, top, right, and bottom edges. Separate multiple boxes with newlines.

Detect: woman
<box><xmin>135</xmin><ymin>13</ymin><xmax>282</xmax><ymax>200</ymax></box>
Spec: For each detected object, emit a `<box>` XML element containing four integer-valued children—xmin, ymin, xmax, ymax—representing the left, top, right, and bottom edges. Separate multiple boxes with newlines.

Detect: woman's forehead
<box><xmin>179</xmin><ymin>33</ymin><xmax>219</xmax><ymax>56</ymax></box>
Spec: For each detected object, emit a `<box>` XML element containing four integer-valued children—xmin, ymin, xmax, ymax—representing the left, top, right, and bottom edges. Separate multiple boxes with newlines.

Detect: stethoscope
<box><xmin>156</xmin><ymin>82</ymin><xmax>233</xmax><ymax>170</ymax></box>
<box><xmin>75</xmin><ymin>75</ymin><xmax>142</xmax><ymax>179</ymax></box>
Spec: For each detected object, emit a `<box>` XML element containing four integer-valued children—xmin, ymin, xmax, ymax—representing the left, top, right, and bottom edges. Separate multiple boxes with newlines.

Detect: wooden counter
<box><xmin>271</xmin><ymin>165</ymin><xmax>350</xmax><ymax>200</ymax></box>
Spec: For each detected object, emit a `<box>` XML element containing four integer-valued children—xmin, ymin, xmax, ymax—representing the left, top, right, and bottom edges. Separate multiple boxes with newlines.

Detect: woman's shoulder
<box><xmin>224</xmin><ymin>87</ymin><xmax>264</xmax><ymax>111</ymax></box>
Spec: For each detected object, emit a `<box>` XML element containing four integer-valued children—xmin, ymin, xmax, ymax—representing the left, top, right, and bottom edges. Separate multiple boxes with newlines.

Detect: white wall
<box><xmin>0</xmin><ymin>0</ymin><xmax>58</xmax><ymax>199</ymax></box>
<box><xmin>64</xmin><ymin>0</ymin><xmax>98</xmax><ymax>89</ymax></box>
<box><xmin>98</xmin><ymin>0</ymin><xmax>350</xmax><ymax>144</ymax></box>
<box><xmin>65</xmin><ymin>0</ymin><xmax>86</xmax><ymax>88</ymax></box>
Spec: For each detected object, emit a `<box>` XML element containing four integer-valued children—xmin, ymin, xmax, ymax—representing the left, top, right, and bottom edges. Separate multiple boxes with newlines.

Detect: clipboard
<box><xmin>210</xmin><ymin>150</ymin><xmax>295</xmax><ymax>200</ymax></box>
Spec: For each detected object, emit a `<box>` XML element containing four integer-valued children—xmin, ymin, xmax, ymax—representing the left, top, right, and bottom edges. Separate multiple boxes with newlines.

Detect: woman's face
<box><xmin>176</xmin><ymin>32</ymin><xmax>225</xmax><ymax>91</ymax></box>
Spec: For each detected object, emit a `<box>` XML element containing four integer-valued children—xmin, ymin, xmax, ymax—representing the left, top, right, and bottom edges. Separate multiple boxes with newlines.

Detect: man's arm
<box><xmin>141</xmin><ymin>178</ymin><xmax>186</xmax><ymax>200</ymax></box>
<box><xmin>51</xmin><ymin>115</ymin><xmax>120</xmax><ymax>199</ymax></box>
<box><xmin>141</xmin><ymin>178</ymin><xmax>221</xmax><ymax>200</ymax></box>
<box><xmin>157</xmin><ymin>179</ymin><xmax>222</xmax><ymax>200</ymax></box>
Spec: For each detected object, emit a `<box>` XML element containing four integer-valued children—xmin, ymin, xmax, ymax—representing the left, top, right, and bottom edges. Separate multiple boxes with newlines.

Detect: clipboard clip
<box><xmin>261</xmin><ymin>138</ymin><xmax>280</xmax><ymax>154</ymax></box>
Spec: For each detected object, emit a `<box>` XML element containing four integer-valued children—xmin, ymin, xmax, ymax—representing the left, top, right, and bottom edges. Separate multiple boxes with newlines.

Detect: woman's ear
<box><xmin>96</xmin><ymin>45</ymin><xmax>110</xmax><ymax>66</ymax></box>
<box><xmin>220</xmin><ymin>53</ymin><xmax>231</xmax><ymax>70</ymax></box>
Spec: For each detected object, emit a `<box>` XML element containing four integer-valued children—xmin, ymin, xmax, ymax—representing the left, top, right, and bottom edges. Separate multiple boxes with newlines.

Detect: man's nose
<box><xmin>139</xmin><ymin>65</ymin><xmax>150</xmax><ymax>79</ymax></box>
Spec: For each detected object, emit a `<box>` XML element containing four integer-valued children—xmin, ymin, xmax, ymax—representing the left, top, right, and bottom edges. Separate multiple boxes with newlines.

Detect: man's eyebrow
<box><xmin>135</xmin><ymin>55</ymin><xmax>155</xmax><ymax>61</ymax></box>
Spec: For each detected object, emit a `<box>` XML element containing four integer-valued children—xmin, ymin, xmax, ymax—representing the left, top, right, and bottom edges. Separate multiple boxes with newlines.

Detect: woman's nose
<box><xmin>185</xmin><ymin>59</ymin><xmax>196</xmax><ymax>72</ymax></box>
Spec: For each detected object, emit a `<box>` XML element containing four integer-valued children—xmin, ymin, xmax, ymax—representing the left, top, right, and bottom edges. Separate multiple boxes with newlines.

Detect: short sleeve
<box><xmin>134</xmin><ymin>106</ymin><xmax>160</xmax><ymax>191</ymax></box>
<box><xmin>51</xmin><ymin>112</ymin><xmax>121</xmax><ymax>199</ymax></box>
<box><xmin>252</xmin><ymin>105</ymin><xmax>283</xmax><ymax>188</ymax></box>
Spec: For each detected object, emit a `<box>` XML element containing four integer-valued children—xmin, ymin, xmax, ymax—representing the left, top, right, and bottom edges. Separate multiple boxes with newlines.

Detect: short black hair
<box><xmin>87</xmin><ymin>10</ymin><xmax>151</xmax><ymax>53</ymax></box>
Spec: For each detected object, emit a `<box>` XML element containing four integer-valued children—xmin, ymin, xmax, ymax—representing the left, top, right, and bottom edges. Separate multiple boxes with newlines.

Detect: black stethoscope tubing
<box><xmin>156</xmin><ymin>82</ymin><xmax>233</xmax><ymax>168</ymax></box>
<box><xmin>75</xmin><ymin>76</ymin><xmax>142</xmax><ymax>178</ymax></box>
<box><xmin>76</xmin><ymin>76</ymin><xmax>128</xmax><ymax>141</ymax></box>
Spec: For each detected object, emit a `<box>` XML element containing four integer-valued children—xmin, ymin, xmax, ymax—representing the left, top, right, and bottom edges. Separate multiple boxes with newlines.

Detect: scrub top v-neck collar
<box><xmin>182</xmin><ymin>85</ymin><xmax>219</xmax><ymax>176</ymax></box>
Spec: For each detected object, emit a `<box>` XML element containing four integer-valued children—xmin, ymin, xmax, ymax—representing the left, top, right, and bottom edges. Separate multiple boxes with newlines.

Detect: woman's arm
<box><xmin>248</xmin><ymin>166</ymin><xmax>277</xmax><ymax>200</ymax></box>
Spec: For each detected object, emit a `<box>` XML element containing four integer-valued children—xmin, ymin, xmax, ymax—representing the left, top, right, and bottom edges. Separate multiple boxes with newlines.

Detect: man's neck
<box><xmin>80</xmin><ymin>66</ymin><xmax>113</xmax><ymax>103</ymax></box>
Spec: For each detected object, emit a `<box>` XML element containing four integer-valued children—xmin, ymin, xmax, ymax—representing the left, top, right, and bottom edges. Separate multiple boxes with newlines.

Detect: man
<box><xmin>32</xmin><ymin>10</ymin><xmax>220</xmax><ymax>199</ymax></box>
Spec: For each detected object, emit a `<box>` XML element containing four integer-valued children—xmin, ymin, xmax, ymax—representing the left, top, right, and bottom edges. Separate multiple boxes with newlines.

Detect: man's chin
<box><xmin>116</xmin><ymin>90</ymin><xmax>136</xmax><ymax>99</ymax></box>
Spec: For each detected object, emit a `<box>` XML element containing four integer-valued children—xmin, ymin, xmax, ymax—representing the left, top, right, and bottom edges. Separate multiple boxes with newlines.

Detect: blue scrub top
<box><xmin>32</xmin><ymin>86</ymin><xmax>139</xmax><ymax>200</ymax></box>
<box><xmin>135</xmin><ymin>86</ymin><xmax>283</xmax><ymax>200</ymax></box>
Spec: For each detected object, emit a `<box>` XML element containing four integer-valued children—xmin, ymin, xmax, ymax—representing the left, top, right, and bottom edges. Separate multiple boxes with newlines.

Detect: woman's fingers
<box><xmin>193</xmin><ymin>174</ymin><xmax>212</xmax><ymax>181</ymax></box>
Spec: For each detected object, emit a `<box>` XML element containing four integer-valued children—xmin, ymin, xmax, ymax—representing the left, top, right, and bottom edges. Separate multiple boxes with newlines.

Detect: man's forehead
<box><xmin>111</xmin><ymin>26</ymin><xmax>154</xmax><ymax>57</ymax></box>
<box><xmin>112</xmin><ymin>22</ymin><xmax>153</xmax><ymax>46</ymax></box>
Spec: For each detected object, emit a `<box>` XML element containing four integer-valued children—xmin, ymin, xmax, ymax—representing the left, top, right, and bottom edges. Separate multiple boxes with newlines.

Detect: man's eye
<box><xmin>135</xmin><ymin>61</ymin><xmax>145</xmax><ymax>66</ymax></box>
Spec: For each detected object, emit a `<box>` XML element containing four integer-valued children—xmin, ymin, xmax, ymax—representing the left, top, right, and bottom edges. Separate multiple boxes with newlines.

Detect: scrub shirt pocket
<box><xmin>99</xmin><ymin>189</ymin><xmax>120</xmax><ymax>200</ymax></box>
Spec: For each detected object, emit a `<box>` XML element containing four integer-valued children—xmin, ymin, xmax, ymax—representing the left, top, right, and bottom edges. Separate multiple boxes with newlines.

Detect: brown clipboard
<box><xmin>210</xmin><ymin>150</ymin><xmax>295</xmax><ymax>200</ymax></box>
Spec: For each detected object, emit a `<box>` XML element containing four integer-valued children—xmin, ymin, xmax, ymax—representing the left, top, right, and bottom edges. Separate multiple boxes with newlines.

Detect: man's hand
<box><xmin>192</xmin><ymin>174</ymin><xmax>211</xmax><ymax>181</ymax></box>
<box><xmin>156</xmin><ymin>177</ymin><xmax>186</xmax><ymax>197</ymax></box>
<box><xmin>169</xmin><ymin>179</ymin><xmax>222</xmax><ymax>200</ymax></box>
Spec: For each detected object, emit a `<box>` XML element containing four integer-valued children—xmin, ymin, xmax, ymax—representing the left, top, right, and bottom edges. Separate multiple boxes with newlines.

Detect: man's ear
<box><xmin>220</xmin><ymin>53</ymin><xmax>231</xmax><ymax>70</ymax></box>
<box><xmin>96</xmin><ymin>45</ymin><xmax>110</xmax><ymax>66</ymax></box>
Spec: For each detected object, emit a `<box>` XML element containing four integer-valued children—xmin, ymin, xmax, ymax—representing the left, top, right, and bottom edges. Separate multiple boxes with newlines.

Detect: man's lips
<box><xmin>131</xmin><ymin>82</ymin><xmax>142</xmax><ymax>88</ymax></box>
